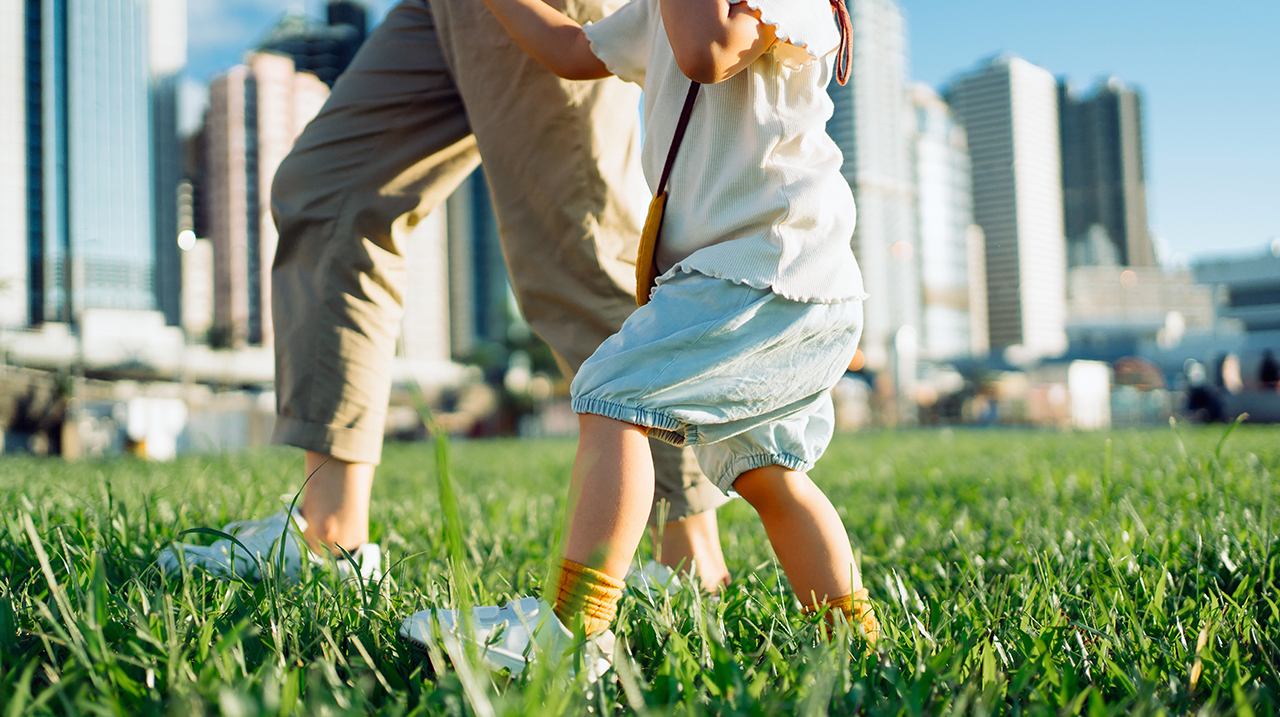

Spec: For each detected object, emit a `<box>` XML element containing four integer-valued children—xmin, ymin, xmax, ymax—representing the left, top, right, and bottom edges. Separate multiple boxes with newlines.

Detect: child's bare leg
<box><xmin>733</xmin><ymin>465</ymin><xmax>861</xmax><ymax>605</ymax></box>
<box><xmin>564</xmin><ymin>414</ymin><xmax>655</xmax><ymax>580</ymax></box>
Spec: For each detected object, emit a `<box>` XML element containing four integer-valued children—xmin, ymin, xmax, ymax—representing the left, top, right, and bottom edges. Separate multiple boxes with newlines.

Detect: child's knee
<box><xmin>578</xmin><ymin>412</ymin><xmax>647</xmax><ymax>438</ymax></box>
<box><xmin>733</xmin><ymin>465</ymin><xmax>808</xmax><ymax>514</ymax></box>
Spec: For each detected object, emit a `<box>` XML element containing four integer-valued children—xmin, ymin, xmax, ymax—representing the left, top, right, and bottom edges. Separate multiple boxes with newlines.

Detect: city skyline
<box><xmin>896</xmin><ymin>0</ymin><xmax>1277</xmax><ymax>267</ymax></box>
<box><xmin>1</xmin><ymin>0</ymin><xmax>1276</xmax><ymax>426</ymax></box>
<box><xmin>187</xmin><ymin>0</ymin><xmax>1279</xmax><ymax>264</ymax></box>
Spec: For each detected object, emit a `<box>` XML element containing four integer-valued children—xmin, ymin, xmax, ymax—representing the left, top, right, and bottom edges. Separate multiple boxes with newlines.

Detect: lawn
<box><xmin>0</xmin><ymin>424</ymin><xmax>1277</xmax><ymax>715</ymax></box>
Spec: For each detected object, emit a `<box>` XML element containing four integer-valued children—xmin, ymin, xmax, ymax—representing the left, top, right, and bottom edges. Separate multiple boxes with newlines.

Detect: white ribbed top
<box><xmin>584</xmin><ymin>0</ymin><xmax>866</xmax><ymax>304</ymax></box>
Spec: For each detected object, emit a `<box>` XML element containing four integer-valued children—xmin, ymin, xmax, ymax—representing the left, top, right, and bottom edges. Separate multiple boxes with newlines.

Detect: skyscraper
<box><xmin>181</xmin><ymin>236</ymin><xmax>215</xmax><ymax>343</ymax></box>
<box><xmin>258</xmin><ymin>1</ymin><xmax>369</xmax><ymax>88</ymax></box>
<box><xmin>150</xmin><ymin>0</ymin><xmax>188</xmax><ymax>327</ymax></box>
<box><xmin>0</xmin><ymin>0</ymin><xmax>25</xmax><ymax>328</ymax></box>
<box><xmin>23</xmin><ymin>0</ymin><xmax>156</xmax><ymax>327</ymax></box>
<box><xmin>446</xmin><ymin>170</ymin><xmax>510</xmax><ymax>360</ymax></box>
<box><xmin>327</xmin><ymin>1</ymin><xmax>369</xmax><ymax>40</ymax></box>
<box><xmin>400</xmin><ymin>206</ymin><xmax>452</xmax><ymax>365</ymax></box>
<box><xmin>946</xmin><ymin>55</ymin><xmax>1067</xmax><ymax>358</ymax></box>
<box><xmin>910</xmin><ymin>84</ymin><xmax>986</xmax><ymax>360</ymax></box>
<box><xmin>826</xmin><ymin>0</ymin><xmax>920</xmax><ymax>371</ymax></box>
<box><xmin>1059</xmin><ymin>77</ymin><xmax>1154</xmax><ymax>268</ymax></box>
<box><xmin>205</xmin><ymin>53</ymin><xmax>329</xmax><ymax>348</ymax></box>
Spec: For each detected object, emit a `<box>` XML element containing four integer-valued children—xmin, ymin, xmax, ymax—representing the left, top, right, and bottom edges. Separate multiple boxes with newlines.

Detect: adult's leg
<box><xmin>299</xmin><ymin>454</ymin><xmax>375</xmax><ymax>552</ymax></box>
<box><xmin>650</xmin><ymin>440</ymin><xmax>730</xmax><ymax>590</ymax></box>
<box><xmin>271</xmin><ymin>0</ymin><xmax>479</xmax><ymax>552</ymax></box>
<box><xmin>273</xmin><ymin>0</ymin><xmax>729</xmax><ymax>575</ymax></box>
<box><xmin>430</xmin><ymin>0</ymin><xmax>730</xmax><ymax>588</ymax></box>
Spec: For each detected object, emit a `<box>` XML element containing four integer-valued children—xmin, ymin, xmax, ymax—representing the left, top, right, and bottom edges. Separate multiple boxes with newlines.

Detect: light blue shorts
<box><xmin>570</xmin><ymin>271</ymin><xmax>864</xmax><ymax>493</ymax></box>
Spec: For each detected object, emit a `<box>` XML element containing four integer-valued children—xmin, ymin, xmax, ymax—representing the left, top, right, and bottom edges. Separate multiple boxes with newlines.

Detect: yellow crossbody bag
<box><xmin>636</xmin><ymin>82</ymin><xmax>701</xmax><ymax>306</ymax></box>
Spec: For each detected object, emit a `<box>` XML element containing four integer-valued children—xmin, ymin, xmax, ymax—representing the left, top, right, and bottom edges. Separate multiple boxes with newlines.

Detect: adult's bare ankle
<box><xmin>298</xmin><ymin>452</ymin><xmax>375</xmax><ymax>555</ymax></box>
<box><xmin>660</xmin><ymin>510</ymin><xmax>730</xmax><ymax>593</ymax></box>
<box><xmin>300</xmin><ymin>513</ymin><xmax>367</xmax><ymax>556</ymax></box>
<box><xmin>698</xmin><ymin>566</ymin><xmax>731</xmax><ymax>594</ymax></box>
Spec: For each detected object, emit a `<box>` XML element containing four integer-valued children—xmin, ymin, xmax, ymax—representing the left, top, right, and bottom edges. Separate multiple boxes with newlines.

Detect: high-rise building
<box><xmin>0</xmin><ymin>0</ymin><xmax>26</xmax><ymax>328</ymax></box>
<box><xmin>181</xmin><ymin>237</ymin><xmax>214</xmax><ymax>343</ymax></box>
<box><xmin>446</xmin><ymin>170</ymin><xmax>510</xmax><ymax>361</ymax></box>
<box><xmin>205</xmin><ymin>52</ymin><xmax>328</xmax><ymax>348</ymax></box>
<box><xmin>1059</xmin><ymin>77</ymin><xmax>1154</xmax><ymax>268</ymax></box>
<box><xmin>327</xmin><ymin>0</ymin><xmax>369</xmax><ymax>39</ymax></box>
<box><xmin>910</xmin><ymin>84</ymin><xmax>986</xmax><ymax>360</ymax></box>
<box><xmin>1066</xmin><ymin>266</ymin><xmax>1214</xmax><ymax>357</ymax></box>
<box><xmin>181</xmin><ymin>126</ymin><xmax>208</xmax><ymax>241</ymax></box>
<box><xmin>151</xmin><ymin>0</ymin><xmax>188</xmax><ymax>327</ymax></box>
<box><xmin>257</xmin><ymin>1</ymin><xmax>369</xmax><ymax>88</ymax></box>
<box><xmin>826</xmin><ymin>0</ymin><xmax>920</xmax><ymax>371</ymax></box>
<box><xmin>1195</xmin><ymin>242</ymin><xmax>1280</xmax><ymax>334</ymax></box>
<box><xmin>946</xmin><ymin>55</ymin><xmax>1068</xmax><ymax>358</ymax></box>
<box><xmin>400</xmin><ymin>207</ymin><xmax>452</xmax><ymax>364</ymax></box>
<box><xmin>23</xmin><ymin>0</ymin><xmax>156</xmax><ymax>327</ymax></box>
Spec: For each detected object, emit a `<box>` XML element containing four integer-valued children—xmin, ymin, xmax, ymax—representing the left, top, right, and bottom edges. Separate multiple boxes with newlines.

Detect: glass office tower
<box><xmin>1059</xmin><ymin>77</ymin><xmax>1155</xmax><ymax>269</ymax></box>
<box><xmin>946</xmin><ymin>55</ymin><xmax>1068</xmax><ymax>359</ymax></box>
<box><xmin>826</xmin><ymin>0</ymin><xmax>921</xmax><ymax>371</ymax></box>
<box><xmin>25</xmin><ymin>0</ymin><xmax>155</xmax><ymax>327</ymax></box>
<box><xmin>0</xmin><ymin>0</ymin><xmax>26</xmax><ymax>328</ymax></box>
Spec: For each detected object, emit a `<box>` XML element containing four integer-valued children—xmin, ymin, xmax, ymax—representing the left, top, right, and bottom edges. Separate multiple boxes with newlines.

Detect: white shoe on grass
<box><xmin>157</xmin><ymin>507</ymin><xmax>382</xmax><ymax>583</ymax></box>
<box><xmin>626</xmin><ymin>560</ymin><xmax>681</xmax><ymax>601</ymax></box>
<box><xmin>399</xmin><ymin>597</ymin><xmax>614</xmax><ymax>681</ymax></box>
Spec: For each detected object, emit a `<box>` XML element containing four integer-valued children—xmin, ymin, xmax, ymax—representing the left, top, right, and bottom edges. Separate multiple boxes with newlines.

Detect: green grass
<box><xmin>1</xmin><ymin>425</ymin><xmax>1277</xmax><ymax>715</ymax></box>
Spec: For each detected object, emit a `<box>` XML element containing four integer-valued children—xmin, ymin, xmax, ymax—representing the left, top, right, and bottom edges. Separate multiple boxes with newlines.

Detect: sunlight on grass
<box><xmin>0</xmin><ymin>425</ymin><xmax>1277</xmax><ymax>714</ymax></box>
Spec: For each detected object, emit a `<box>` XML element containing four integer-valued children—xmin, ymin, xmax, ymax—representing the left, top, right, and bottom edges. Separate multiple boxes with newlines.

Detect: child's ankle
<box><xmin>553</xmin><ymin>559</ymin><xmax>624</xmax><ymax>635</ymax></box>
<box><xmin>806</xmin><ymin>588</ymin><xmax>880</xmax><ymax>647</ymax></box>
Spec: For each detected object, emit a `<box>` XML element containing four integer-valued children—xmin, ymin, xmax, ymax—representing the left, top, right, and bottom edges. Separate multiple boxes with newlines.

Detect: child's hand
<box><xmin>482</xmin><ymin>0</ymin><xmax>612</xmax><ymax>80</ymax></box>
<box><xmin>661</xmin><ymin>0</ymin><xmax>777</xmax><ymax>84</ymax></box>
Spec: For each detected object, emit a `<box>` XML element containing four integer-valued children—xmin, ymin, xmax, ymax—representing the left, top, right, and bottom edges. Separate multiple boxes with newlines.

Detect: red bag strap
<box><xmin>830</xmin><ymin>0</ymin><xmax>853</xmax><ymax>86</ymax></box>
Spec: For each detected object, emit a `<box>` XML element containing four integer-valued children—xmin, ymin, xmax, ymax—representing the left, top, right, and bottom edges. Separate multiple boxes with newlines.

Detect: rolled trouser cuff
<box><xmin>272</xmin><ymin>414</ymin><xmax>386</xmax><ymax>466</ymax></box>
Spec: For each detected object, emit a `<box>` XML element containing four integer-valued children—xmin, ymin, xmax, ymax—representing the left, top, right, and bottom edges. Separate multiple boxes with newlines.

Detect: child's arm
<box><xmin>481</xmin><ymin>0</ymin><xmax>611</xmax><ymax>80</ymax></box>
<box><xmin>661</xmin><ymin>0</ymin><xmax>778</xmax><ymax>84</ymax></box>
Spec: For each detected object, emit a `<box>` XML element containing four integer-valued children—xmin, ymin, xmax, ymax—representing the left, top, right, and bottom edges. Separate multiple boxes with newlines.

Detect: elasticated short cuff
<box><xmin>710</xmin><ymin>452</ymin><xmax>811</xmax><ymax>493</ymax></box>
<box><xmin>571</xmin><ymin>396</ymin><xmax>687</xmax><ymax>443</ymax></box>
<box><xmin>572</xmin><ymin>396</ymin><xmax>821</xmax><ymax>494</ymax></box>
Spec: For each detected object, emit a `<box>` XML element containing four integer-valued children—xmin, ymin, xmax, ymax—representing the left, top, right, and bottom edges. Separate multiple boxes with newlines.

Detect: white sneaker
<box><xmin>158</xmin><ymin>507</ymin><xmax>382</xmax><ymax>583</ymax></box>
<box><xmin>399</xmin><ymin>597</ymin><xmax>614</xmax><ymax>681</ymax></box>
<box><xmin>626</xmin><ymin>560</ymin><xmax>681</xmax><ymax>601</ymax></box>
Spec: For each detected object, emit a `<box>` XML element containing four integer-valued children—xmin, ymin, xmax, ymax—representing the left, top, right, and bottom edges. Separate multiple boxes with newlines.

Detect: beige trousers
<box><xmin>269</xmin><ymin>0</ymin><xmax>727</xmax><ymax>521</ymax></box>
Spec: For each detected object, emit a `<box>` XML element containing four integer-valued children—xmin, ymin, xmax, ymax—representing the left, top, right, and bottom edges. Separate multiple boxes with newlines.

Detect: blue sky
<box><xmin>187</xmin><ymin>0</ymin><xmax>1279</xmax><ymax>263</ymax></box>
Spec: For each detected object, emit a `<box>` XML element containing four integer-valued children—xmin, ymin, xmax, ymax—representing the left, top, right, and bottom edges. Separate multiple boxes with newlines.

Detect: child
<box><xmin>400</xmin><ymin>0</ymin><xmax>879</xmax><ymax>673</ymax></box>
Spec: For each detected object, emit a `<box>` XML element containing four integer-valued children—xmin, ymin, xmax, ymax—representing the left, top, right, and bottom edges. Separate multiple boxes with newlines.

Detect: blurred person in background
<box><xmin>1260</xmin><ymin>350</ymin><xmax>1279</xmax><ymax>391</ymax></box>
<box><xmin>1184</xmin><ymin>360</ymin><xmax>1223</xmax><ymax>423</ymax></box>
<box><xmin>159</xmin><ymin>0</ymin><xmax>731</xmax><ymax>589</ymax></box>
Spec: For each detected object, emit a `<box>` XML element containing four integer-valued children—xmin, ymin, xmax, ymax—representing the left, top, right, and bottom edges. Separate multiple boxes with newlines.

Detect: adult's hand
<box><xmin>481</xmin><ymin>0</ymin><xmax>612</xmax><ymax>79</ymax></box>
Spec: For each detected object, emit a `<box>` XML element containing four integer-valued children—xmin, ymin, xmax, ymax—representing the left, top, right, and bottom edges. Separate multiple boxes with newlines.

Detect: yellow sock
<box><xmin>553</xmin><ymin>559</ymin><xmax>624</xmax><ymax>635</ymax></box>
<box><xmin>808</xmin><ymin>588</ymin><xmax>880</xmax><ymax>647</ymax></box>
